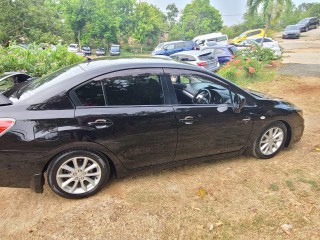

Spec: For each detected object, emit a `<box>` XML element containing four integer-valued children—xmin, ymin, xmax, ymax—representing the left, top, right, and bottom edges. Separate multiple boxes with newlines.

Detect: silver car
<box><xmin>171</xmin><ymin>50</ymin><xmax>220</xmax><ymax>72</ymax></box>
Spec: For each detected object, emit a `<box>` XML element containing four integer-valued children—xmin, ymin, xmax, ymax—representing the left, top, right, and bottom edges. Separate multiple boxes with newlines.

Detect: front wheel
<box><xmin>47</xmin><ymin>150</ymin><xmax>110</xmax><ymax>199</ymax></box>
<box><xmin>251</xmin><ymin>122</ymin><xmax>287</xmax><ymax>159</ymax></box>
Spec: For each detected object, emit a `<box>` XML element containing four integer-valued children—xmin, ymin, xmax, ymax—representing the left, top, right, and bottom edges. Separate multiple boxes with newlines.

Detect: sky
<box><xmin>143</xmin><ymin>0</ymin><xmax>319</xmax><ymax>26</ymax></box>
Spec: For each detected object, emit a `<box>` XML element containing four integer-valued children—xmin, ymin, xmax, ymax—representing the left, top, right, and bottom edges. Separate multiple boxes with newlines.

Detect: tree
<box><xmin>247</xmin><ymin>0</ymin><xmax>293</xmax><ymax>46</ymax></box>
<box><xmin>0</xmin><ymin>0</ymin><xmax>72</xmax><ymax>46</ymax></box>
<box><xmin>178</xmin><ymin>0</ymin><xmax>223</xmax><ymax>40</ymax></box>
<box><xmin>131</xmin><ymin>2</ymin><xmax>166</xmax><ymax>48</ymax></box>
<box><xmin>83</xmin><ymin>0</ymin><xmax>134</xmax><ymax>47</ymax></box>
<box><xmin>166</xmin><ymin>3</ymin><xmax>179</xmax><ymax>26</ymax></box>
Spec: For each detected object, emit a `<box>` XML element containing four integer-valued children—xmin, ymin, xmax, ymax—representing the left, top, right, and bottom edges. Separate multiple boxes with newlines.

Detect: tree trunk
<box><xmin>261</xmin><ymin>14</ymin><xmax>271</xmax><ymax>48</ymax></box>
<box><xmin>78</xmin><ymin>30</ymin><xmax>81</xmax><ymax>50</ymax></box>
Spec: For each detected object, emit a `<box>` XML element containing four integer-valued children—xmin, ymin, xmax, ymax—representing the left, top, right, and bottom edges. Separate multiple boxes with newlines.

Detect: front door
<box><xmin>164</xmin><ymin>69</ymin><xmax>254</xmax><ymax>161</ymax></box>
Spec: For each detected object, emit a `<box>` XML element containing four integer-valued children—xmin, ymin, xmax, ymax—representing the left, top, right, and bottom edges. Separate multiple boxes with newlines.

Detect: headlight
<box><xmin>296</xmin><ymin>109</ymin><xmax>303</xmax><ymax>118</ymax></box>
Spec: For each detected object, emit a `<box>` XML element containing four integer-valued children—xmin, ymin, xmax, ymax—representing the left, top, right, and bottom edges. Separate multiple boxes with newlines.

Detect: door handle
<box><xmin>179</xmin><ymin>116</ymin><xmax>198</xmax><ymax>125</ymax></box>
<box><xmin>242</xmin><ymin>116</ymin><xmax>251</xmax><ymax>123</ymax></box>
<box><xmin>88</xmin><ymin>119</ymin><xmax>113</xmax><ymax>129</ymax></box>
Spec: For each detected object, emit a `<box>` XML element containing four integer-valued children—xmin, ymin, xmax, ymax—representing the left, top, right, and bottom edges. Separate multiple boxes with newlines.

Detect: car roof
<box><xmin>163</xmin><ymin>40</ymin><xmax>191</xmax><ymax>45</ymax></box>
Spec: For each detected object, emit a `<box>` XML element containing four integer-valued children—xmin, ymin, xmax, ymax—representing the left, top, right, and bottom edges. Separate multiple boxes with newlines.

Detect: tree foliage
<box><xmin>179</xmin><ymin>0</ymin><xmax>223</xmax><ymax>40</ymax></box>
<box><xmin>247</xmin><ymin>0</ymin><xmax>293</xmax><ymax>45</ymax></box>
<box><xmin>0</xmin><ymin>0</ymin><xmax>73</xmax><ymax>46</ymax></box>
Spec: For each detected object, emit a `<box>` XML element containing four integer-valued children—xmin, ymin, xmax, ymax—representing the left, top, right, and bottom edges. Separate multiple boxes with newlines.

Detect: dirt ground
<box><xmin>1</xmin><ymin>29</ymin><xmax>320</xmax><ymax>240</ymax></box>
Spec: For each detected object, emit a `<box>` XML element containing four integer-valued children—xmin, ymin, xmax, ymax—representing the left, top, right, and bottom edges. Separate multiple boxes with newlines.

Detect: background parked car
<box><xmin>67</xmin><ymin>44</ymin><xmax>79</xmax><ymax>53</ymax></box>
<box><xmin>297</xmin><ymin>17</ymin><xmax>319</xmax><ymax>32</ymax></box>
<box><xmin>0</xmin><ymin>72</ymin><xmax>32</xmax><ymax>95</ymax></box>
<box><xmin>203</xmin><ymin>45</ymin><xmax>238</xmax><ymax>64</ymax></box>
<box><xmin>236</xmin><ymin>37</ymin><xmax>282</xmax><ymax>57</ymax></box>
<box><xmin>171</xmin><ymin>50</ymin><xmax>220</xmax><ymax>71</ymax></box>
<box><xmin>231</xmin><ymin>29</ymin><xmax>265</xmax><ymax>44</ymax></box>
<box><xmin>193</xmin><ymin>33</ymin><xmax>228</xmax><ymax>48</ymax></box>
<box><xmin>110</xmin><ymin>44</ymin><xmax>120</xmax><ymax>56</ymax></box>
<box><xmin>282</xmin><ymin>25</ymin><xmax>301</xmax><ymax>39</ymax></box>
<box><xmin>82</xmin><ymin>46</ymin><xmax>91</xmax><ymax>55</ymax></box>
<box><xmin>96</xmin><ymin>47</ymin><xmax>106</xmax><ymax>56</ymax></box>
<box><xmin>152</xmin><ymin>40</ymin><xmax>195</xmax><ymax>56</ymax></box>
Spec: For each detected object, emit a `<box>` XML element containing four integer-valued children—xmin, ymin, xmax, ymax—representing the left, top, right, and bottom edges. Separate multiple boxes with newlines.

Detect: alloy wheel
<box><xmin>259</xmin><ymin>127</ymin><xmax>284</xmax><ymax>155</ymax></box>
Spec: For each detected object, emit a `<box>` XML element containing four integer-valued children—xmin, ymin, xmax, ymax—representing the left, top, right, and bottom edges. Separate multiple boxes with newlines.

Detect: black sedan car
<box><xmin>282</xmin><ymin>25</ymin><xmax>300</xmax><ymax>39</ymax></box>
<box><xmin>0</xmin><ymin>59</ymin><xmax>304</xmax><ymax>198</ymax></box>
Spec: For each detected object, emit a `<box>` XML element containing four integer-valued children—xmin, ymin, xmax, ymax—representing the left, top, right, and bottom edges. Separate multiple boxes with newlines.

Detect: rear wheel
<box><xmin>251</xmin><ymin>122</ymin><xmax>287</xmax><ymax>159</ymax></box>
<box><xmin>47</xmin><ymin>150</ymin><xmax>110</xmax><ymax>199</ymax></box>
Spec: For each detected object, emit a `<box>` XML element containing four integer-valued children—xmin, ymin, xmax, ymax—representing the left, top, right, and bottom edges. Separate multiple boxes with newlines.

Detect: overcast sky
<box><xmin>143</xmin><ymin>0</ymin><xmax>319</xmax><ymax>26</ymax></box>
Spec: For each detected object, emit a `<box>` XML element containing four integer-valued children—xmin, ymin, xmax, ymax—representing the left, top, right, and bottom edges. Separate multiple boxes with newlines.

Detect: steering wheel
<box><xmin>193</xmin><ymin>89</ymin><xmax>211</xmax><ymax>104</ymax></box>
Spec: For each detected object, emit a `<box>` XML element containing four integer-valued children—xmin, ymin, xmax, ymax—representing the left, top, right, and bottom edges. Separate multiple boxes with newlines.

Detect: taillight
<box><xmin>197</xmin><ymin>61</ymin><xmax>207</xmax><ymax>67</ymax></box>
<box><xmin>0</xmin><ymin>118</ymin><xmax>16</xmax><ymax>137</ymax></box>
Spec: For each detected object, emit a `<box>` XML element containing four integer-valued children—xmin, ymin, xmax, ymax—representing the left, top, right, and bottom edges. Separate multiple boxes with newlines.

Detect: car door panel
<box><xmin>173</xmin><ymin>105</ymin><xmax>253</xmax><ymax>160</ymax></box>
<box><xmin>75</xmin><ymin>106</ymin><xmax>177</xmax><ymax>169</ymax></box>
<box><xmin>163</xmin><ymin>69</ymin><xmax>254</xmax><ymax>161</ymax></box>
<box><xmin>74</xmin><ymin>68</ymin><xmax>177</xmax><ymax>169</ymax></box>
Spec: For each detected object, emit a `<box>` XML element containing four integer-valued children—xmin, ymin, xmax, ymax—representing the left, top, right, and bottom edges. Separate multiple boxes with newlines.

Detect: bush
<box><xmin>217</xmin><ymin>55</ymin><xmax>278</xmax><ymax>85</ymax></box>
<box><xmin>236</xmin><ymin>45</ymin><xmax>279</xmax><ymax>63</ymax></box>
<box><xmin>0</xmin><ymin>44</ymin><xmax>85</xmax><ymax>77</ymax></box>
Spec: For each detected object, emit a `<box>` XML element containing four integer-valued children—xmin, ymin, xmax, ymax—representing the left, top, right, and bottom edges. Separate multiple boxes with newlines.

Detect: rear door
<box><xmin>73</xmin><ymin>68</ymin><xmax>177</xmax><ymax>169</ymax></box>
<box><xmin>164</xmin><ymin>69</ymin><xmax>254</xmax><ymax>161</ymax></box>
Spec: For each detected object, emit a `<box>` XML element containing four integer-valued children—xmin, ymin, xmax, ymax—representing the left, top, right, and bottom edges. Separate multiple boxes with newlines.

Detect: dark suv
<box><xmin>297</xmin><ymin>17</ymin><xmax>319</xmax><ymax>32</ymax></box>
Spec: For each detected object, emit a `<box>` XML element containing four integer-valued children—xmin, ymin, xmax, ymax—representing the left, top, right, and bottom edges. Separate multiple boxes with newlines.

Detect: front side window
<box><xmin>103</xmin><ymin>74</ymin><xmax>164</xmax><ymax>106</ymax></box>
<box><xmin>165</xmin><ymin>44</ymin><xmax>174</xmax><ymax>50</ymax></box>
<box><xmin>170</xmin><ymin>74</ymin><xmax>233</xmax><ymax>105</ymax></box>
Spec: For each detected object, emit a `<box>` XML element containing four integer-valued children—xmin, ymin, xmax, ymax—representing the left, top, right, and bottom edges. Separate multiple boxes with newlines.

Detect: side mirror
<box><xmin>233</xmin><ymin>94</ymin><xmax>246</xmax><ymax>113</ymax></box>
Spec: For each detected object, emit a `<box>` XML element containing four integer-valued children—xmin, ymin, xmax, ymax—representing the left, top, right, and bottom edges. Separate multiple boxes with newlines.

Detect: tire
<box><xmin>251</xmin><ymin>122</ymin><xmax>287</xmax><ymax>159</ymax></box>
<box><xmin>47</xmin><ymin>150</ymin><xmax>110</xmax><ymax>199</ymax></box>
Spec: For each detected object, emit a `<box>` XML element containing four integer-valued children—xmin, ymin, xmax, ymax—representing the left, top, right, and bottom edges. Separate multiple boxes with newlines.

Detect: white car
<box><xmin>170</xmin><ymin>50</ymin><xmax>220</xmax><ymax>72</ymax></box>
<box><xmin>67</xmin><ymin>44</ymin><xmax>79</xmax><ymax>53</ymax></box>
<box><xmin>236</xmin><ymin>37</ymin><xmax>282</xmax><ymax>57</ymax></box>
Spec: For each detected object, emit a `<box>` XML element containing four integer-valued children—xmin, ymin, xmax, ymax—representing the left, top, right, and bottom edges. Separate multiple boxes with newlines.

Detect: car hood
<box><xmin>246</xmin><ymin>89</ymin><xmax>287</xmax><ymax>101</ymax></box>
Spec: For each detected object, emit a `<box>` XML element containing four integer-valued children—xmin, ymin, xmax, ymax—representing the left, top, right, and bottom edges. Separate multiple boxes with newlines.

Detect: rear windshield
<box><xmin>198</xmin><ymin>52</ymin><xmax>215</xmax><ymax>61</ymax></box>
<box><xmin>228</xmin><ymin>46</ymin><xmax>238</xmax><ymax>54</ymax></box>
<box><xmin>8</xmin><ymin>65</ymin><xmax>84</xmax><ymax>102</ymax></box>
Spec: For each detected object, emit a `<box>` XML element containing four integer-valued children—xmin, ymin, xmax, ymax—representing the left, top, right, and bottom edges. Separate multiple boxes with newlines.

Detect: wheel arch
<box><xmin>279</xmin><ymin>120</ymin><xmax>292</xmax><ymax>147</ymax></box>
<box><xmin>43</xmin><ymin>147</ymin><xmax>117</xmax><ymax>177</ymax></box>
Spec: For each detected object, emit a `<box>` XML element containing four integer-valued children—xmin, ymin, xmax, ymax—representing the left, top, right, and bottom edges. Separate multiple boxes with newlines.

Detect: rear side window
<box><xmin>75</xmin><ymin>81</ymin><xmax>105</xmax><ymax>106</ymax></box>
<box><xmin>175</xmin><ymin>42</ymin><xmax>184</xmax><ymax>48</ymax></box>
<box><xmin>103</xmin><ymin>74</ymin><xmax>164</xmax><ymax>105</ymax></box>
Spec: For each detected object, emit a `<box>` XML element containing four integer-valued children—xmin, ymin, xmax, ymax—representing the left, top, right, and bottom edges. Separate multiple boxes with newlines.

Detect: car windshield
<box><xmin>155</xmin><ymin>43</ymin><xmax>164</xmax><ymax>49</ymax></box>
<box><xmin>83</xmin><ymin>47</ymin><xmax>90</xmax><ymax>50</ymax></box>
<box><xmin>286</xmin><ymin>25</ymin><xmax>299</xmax><ymax>30</ymax></box>
<box><xmin>238</xmin><ymin>32</ymin><xmax>247</xmax><ymax>38</ymax></box>
<box><xmin>0</xmin><ymin>73</ymin><xmax>12</xmax><ymax>79</ymax></box>
<box><xmin>111</xmin><ymin>46</ymin><xmax>119</xmax><ymax>51</ymax></box>
<box><xmin>299</xmin><ymin>19</ymin><xmax>308</xmax><ymax>24</ymax></box>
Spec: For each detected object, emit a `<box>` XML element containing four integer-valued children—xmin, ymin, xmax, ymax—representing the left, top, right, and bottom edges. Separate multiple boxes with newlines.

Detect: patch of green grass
<box><xmin>269</xmin><ymin>183</ymin><xmax>279</xmax><ymax>191</ymax></box>
<box><xmin>299</xmin><ymin>178</ymin><xmax>319</xmax><ymax>190</ymax></box>
<box><xmin>285</xmin><ymin>180</ymin><xmax>295</xmax><ymax>191</ymax></box>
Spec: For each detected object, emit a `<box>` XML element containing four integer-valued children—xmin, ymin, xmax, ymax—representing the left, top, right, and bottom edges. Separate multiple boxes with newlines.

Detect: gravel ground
<box><xmin>0</xmin><ymin>28</ymin><xmax>320</xmax><ymax>240</ymax></box>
